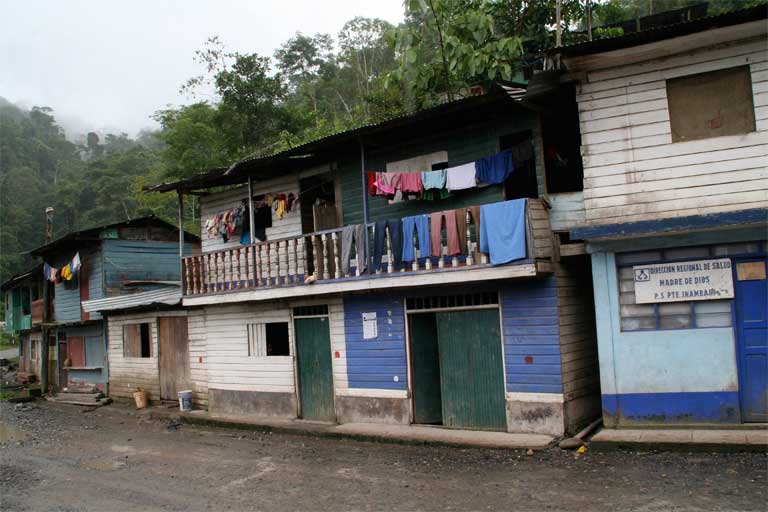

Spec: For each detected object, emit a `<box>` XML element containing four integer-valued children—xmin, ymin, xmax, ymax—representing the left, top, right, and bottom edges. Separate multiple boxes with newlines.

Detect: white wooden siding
<box><xmin>199</xmin><ymin>175</ymin><xmax>302</xmax><ymax>254</ymax></box>
<box><xmin>574</xmin><ymin>37</ymin><xmax>768</xmax><ymax>225</ymax></box>
<box><xmin>107</xmin><ymin>310</ymin><xmax>208</xmax><ymax>406</ymax></box>
<box><xmin>203</xmin><ymin>303</ymin><xmax>295</xmax><ymax>393</ymax></box>
<box><xmin>202</xmin><ymin>297</ymin><xmax>348</xmax><ymax>399</ymax></box>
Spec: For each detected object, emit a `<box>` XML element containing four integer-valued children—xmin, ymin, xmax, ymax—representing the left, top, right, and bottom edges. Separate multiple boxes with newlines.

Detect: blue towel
<box><xmin>479</xmin><ymin>199</ymin><xmax>527</xmax><ymax>265</ymax></box>
<box><xmin>475</xmin><ymin>149</ymin><xmax>514</xmax><ymax>184</ymax></box>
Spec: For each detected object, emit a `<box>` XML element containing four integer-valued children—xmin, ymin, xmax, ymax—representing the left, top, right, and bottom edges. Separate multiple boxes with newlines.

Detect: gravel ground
<box><xmin>0</xmin><ymin>400</ymin><xmax>766</xmax><ymax>512</ymax></box>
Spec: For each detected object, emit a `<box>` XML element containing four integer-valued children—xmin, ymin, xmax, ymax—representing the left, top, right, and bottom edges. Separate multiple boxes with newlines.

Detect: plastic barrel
<box><xmin>178</xmin><ymin>390</ymin><xmax>193</xmax><ymax>412</ymax></box>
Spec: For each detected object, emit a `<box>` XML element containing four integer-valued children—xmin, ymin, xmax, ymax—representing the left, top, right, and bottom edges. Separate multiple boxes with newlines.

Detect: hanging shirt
<box><xmin>479</xmin><ymin>199</ymin><xmax>527</xmax><ymax>265</ymax></box>
<box><xmin>367</xmin><ymin>172</ymin><xmax>378</xmax><ymax>197</ymax></box>
<box><xmin>475</xmin><ymin>149</ymin><xmax>515</xmax><ymax>184</ymax></box>
<box><xmin>445</xmin><ymin>163</ymin><xmax>477</xmax><ymax>191</ymax></box>
<box><xmin>421</xmin><ymin>170</ymin><xmax>446</xmax><ymax>191</ymax></box>
<box><xmin>375</xmin><ymin>172</ymin><xmax>401</xmax><ymax>195</ymax></box>
<box><xmin>70</xmin><ymin>253</ymin><xmax>82</xmax><ymax>274</ymax></box>
<box><xmin>399</xmin><ymin>173</ymin><xmax>423</xmax><ymax>194</ymax></box>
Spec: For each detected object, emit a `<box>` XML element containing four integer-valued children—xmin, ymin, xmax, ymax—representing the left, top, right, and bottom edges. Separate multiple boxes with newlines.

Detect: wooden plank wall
<box><xmin>576</xmin><ymin>38</ymin><xmax>768</xmax><ymax>225</ymax></box>
<box><xmin>54</xmin><ymin>247</ymin><xmax>103</xmax><ymax>323</ymax></box>
<box><xmin>199</xmin><ymin>176</ymin><xmax>302</xmax><ymax>254</ymax></box>
<box><xmin>554</xmin><ymin>257</ymin><xmax>600</xmax><ymax>406</ymax></box>
<box><xmin>107</xmin><ymin>310</ymin><xmax>207</xmax><ymax>406</ymax></box>
<box><xmin>102</xmin><ymin>240</ymin><xmax>192</xmax><ymax>294</ymax></box>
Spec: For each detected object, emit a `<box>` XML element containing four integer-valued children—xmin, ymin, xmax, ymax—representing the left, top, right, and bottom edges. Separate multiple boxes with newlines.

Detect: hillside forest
<box><xmin>0</xmin><ymin>0</ymin><xmax>760</xmax><ymax>284</ymax></box>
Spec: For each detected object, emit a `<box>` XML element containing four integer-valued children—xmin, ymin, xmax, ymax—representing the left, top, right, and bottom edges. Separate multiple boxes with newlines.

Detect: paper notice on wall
<box><xmin>362</xmin><ymin>312</ymin><xmax>378</xmax><ymax>340</ymax></box>
<box><xmin>633</xmin><ymin>258</ymin><xmax>735</xmax><ymax>304</ymax></box>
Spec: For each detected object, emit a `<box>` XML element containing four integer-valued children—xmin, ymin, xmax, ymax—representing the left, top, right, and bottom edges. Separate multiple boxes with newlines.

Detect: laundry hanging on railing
<box><xmin>42</xmin><ymin>252</ymin><xmax>81</xmax><ymax>283</ymax></box>
<box><xmin>479</xmin><ymin>199</ymin><xmax>527</xmax><ymax>265</ymax></box>
<box><xmin>366</xmin><ymin>147</ymin><xmax>527</xmax><ymax>200</ymax></box>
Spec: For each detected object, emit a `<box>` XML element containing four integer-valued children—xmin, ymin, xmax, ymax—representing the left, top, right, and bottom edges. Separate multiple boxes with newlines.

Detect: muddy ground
<box><xmin>0</xmin><ymin>401</ymin><xmax>765</xmax><ymax>512</ymax></box>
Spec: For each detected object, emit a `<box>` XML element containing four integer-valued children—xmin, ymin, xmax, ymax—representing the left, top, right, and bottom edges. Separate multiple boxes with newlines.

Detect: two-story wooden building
<box><xmin>2</xmin><ymin>265</ymin><xmax>48</xmax><ymax>381</ymax></box>
<box><xmin>144</xmin><ymin>88</ymin><xmax>600</xmax><ymax>436</ymax></box>
<box><xmin>545</xmin><ymin>5</ymin><xmax>768</xmax><ymax>427</ymax></box>
<box><xmin>5</xmin><ymin>216</ymin><xmax>199</xmax><ymax>393</ymax></box>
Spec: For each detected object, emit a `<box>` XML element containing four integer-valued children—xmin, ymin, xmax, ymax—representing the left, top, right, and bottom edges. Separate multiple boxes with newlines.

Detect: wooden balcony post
<box><xmin>292</xmin><ymin>238</ymin><xmax>299</xmax><ymax>283</ymax></box>
<box><xmin>192</xmin><ymin>257</ymin><xmax>200</xmax><ymax>295</ymax></box>
<box><xmin>310</xmin><ymin>235</ymin><xmax>319</xmax><ymax>280</ymax></box>
<box><xmin>204</xmin><ymin>254</ymin><xmax>210</xmax><ymax>293</ymax></box>
<box><xmin>265</xmin><ymin>242</ymin><xmax>272</xmax><ymax>286</ymax></box>
<box><xmin>253</xmin><ymin>245</ymin><xmax>261</xmax><ymax>287</ymax></box>
<box><xmin>321</xmin><ymin>234</ymin><xmax>330</xmax><ymax>280</ymax></box>
<box><xmin>243</xmin><ymin>246</ymin><xmax>250</xmax><ymax>288</ymax></box>
<box><xmin>236</xmin><ymin>247</ymin><xmax>242</xmax><ymax>289</ymax></box>
<box><xmin>332</xmin><ymin>232</ymin><xmax>342</xmax><ymax>278</ymax></box>
<box><xmin>465</xmin><ymin>209</ymin><xmax>474</xmax><ymax>267</ymax></box>
<box><xmin>386</xmin><ymin>225</ymin><xmax>394</xmax><ymax>274</ymax></box>
<box><xmin>183</xmin><ymin>258</ymin><xmax>191</xmax><ymax>295</ymax></box>
<box><xmin>302</xmin><ymin>237</ymin><xmax>309</xmax><ymax>282</ymax></box>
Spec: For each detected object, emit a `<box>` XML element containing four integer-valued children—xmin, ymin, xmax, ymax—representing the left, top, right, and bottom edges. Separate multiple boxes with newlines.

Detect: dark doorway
<box><xmin>409</xmin><ymin>313</ymin><xmax>443</xmax><ymax>424</ymax></box>
<box><xmin>500</xmin><ymin>131</ymin><xmax>538</xmax><ymax>200</ymax></box>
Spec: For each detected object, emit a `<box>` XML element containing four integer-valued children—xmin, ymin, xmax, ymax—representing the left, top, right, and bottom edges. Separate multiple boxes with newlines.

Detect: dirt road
<box><xmin>1</xmin><ymin>401</ymin><xmax>765</xmax><ymax>511</ymax></box>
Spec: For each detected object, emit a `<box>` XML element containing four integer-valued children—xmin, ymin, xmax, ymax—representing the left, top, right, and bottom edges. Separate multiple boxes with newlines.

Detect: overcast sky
<box><xmin>0</xmin><ymin>0</ymin><xmax>404</xmax><ymax>138</ymax></box>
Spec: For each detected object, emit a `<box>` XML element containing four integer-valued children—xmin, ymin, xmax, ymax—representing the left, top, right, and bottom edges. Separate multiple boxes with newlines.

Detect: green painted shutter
<box><xmin>410</xmin><ymin>314</ymin><xmax>443</xmax><ymax>424</ymax></box>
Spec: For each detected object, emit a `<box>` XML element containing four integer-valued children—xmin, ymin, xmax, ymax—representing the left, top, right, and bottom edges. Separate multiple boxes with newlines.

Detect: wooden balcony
<box><xmin>181</xmin><ymin>199</ymin><xmax>554</xmax><ymax>298</ymax></box>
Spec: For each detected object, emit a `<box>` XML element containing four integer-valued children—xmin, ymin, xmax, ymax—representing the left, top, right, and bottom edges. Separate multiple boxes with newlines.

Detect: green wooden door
<box><xmin>410</xmin><ymin>313</ymin><xmax>443</xmax><ymax>424</ymax></box>
<box><xmin>295</xmin><ymin>317</ymin><xmax>335</xmax><ymax>422</ymax></box>
<box><xmin>436</xmin><ymin>309</ymin><xmax>507</xmax><ymax>431</ymax></box>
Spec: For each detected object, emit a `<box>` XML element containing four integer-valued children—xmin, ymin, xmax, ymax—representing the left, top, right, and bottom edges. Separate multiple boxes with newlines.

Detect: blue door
<box><xmin>734</xmin><ymin>258</ymin><xmax>768</xmax><ymax>423</ymax></box>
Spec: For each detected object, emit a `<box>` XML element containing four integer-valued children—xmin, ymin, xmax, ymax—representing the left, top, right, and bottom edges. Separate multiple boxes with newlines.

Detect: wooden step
<box><xmin>46</xmin><ymin>397</ymin><xmax>112</xmax><ymax>407</ymax></box>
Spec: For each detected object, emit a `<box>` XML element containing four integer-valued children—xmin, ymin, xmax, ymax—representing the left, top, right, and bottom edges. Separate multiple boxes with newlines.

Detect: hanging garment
<box><xmin>399</xmin><ymin>173</ymin><xmax>423</xmax><ymax>195</ymax></box>
<box><xmin>70</xmin><ymin>253</ymin><xmax>82</xmax><ymax>274</ymax></box>
<box><xmin>253</xmin><ymin>204</ymin><xmax>272</xmax><ymax>242</ymax></box>
<box><xmin>287</xmin><ymin>193</ymin><xmax>297</xmax><ymax>212</ymax></box>
<box><xmin>401</xmin><ymin>214</ymin><xmax>431</xmax><ymax>263</ymax></box>
<box><xmin>375</xmin><ymin>172</ymin><xmax>401</xmax><ymax>196</ymax></box>
<box><xmin>445</xmin><ymin>163</ymin><xmax>477</xmax><ymax>191</ymax></box>
<box><xmin>43</xmin><ymin>263</ymin><xmax>57</xmax><ymax>282</ymax></box>
<box><xmin>511</xmin><ymin>140</ymin><xmax>533</xmax><ymax>165</ymax></box>
<box><xmin>421</xmin><ymin>170</ymin><xmax>449</xmax><ymax>200</ymax></box>
<box><xmin>475</xmin><ymin>149</ymin><xmax>515</xmax><ymax>184</ymax></box>
<box><xmin>373</xmin><ymin>219</ymin><xmax>403</xmax><ymax>272</ymax></box>
<box><xmin>61</xmin><ymin>264</ymin><xmax>72</xmax><ymax>281</ymax></box>
<box><xmin>455</xmin><ymin>205</ymin><xmax>482</xmax><ymax>258</ymax></box>
<box><xmin>479</xmin><ymin>199</ymin><xmax>527</xmax><ymax>265</ymax></box>
<box><xmin>429</xmin><ymin>211</ymin><xmax>461</xmax><ymax>257</ymax></box>
<box><xmin>421</xmin><ymin>170</ymin><xmax>446</xmax><ymax>190</ymax></box>
<box><xmin>341</xmin><ymin>224</ymin><xmax>368</xmax><ymax>276</ymax></box>
<box><xmin>367</xmin><ymin>172</ymin><xmax>378</xmax><ymax>197</ymax></box>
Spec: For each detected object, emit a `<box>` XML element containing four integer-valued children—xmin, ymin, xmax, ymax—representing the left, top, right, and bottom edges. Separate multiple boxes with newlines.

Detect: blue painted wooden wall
<box><xmin>62</xmin><ymin>322</ymin><xmax>107</xmax><ymax>384</ymax></box>
<box><xmin>102</xmin><ymin>240</ymin><xmax>192</xmax><ymax>294</ymax></box>
<box><xmin>500</xmin><ymin>278</ymin><xmax>562</xmax><ymax>394</ymax></box>
<box><xmin>343</xmin><ymin>294</ymin><xmax>408</xmax><ymax>390</ymax></box>
<box><xmin>342</xmin><ymin>278</ymin><xmax>563</xmax><ymax>394</ymax></box>
<box><xmin>54</xmin><ymin>247</ymin><xmax>103</xmax><ymax>324</ymax></box>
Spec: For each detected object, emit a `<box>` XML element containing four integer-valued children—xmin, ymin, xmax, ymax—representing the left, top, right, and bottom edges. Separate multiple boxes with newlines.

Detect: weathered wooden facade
<box><xmin>1</xmin><ymin>266</ymin><xmax>47</xmax><ymax>379</ymax></box>
<box><xmin>144</xmin><ymin>90</ymin><xmax>601</xmax><ymax>436</ymax></box>
<box><xmin>547</xmin><ymin>5</ymin><xmax>768</xmax><ymax>426</ymax></box>
<box><xmin>17</xmin><ymin>216</ymin><xmax>199</xmax><ymax>393</ymax></box>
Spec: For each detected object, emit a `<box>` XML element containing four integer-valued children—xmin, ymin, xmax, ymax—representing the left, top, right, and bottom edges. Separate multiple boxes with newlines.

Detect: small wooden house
<box><xmin>17</xmin><ymin>216</ymin><xmax>199</xmax><ymax>393</ymax></box>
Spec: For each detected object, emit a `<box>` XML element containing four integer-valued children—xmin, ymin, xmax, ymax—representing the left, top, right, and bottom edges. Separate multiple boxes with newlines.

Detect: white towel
<box><xmin>446</xmin><ymin>163</ymin><xmax>476</xmax><ymax>191</ymax></box>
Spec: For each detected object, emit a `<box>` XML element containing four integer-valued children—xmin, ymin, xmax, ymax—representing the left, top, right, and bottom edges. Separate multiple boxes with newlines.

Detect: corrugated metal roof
<box><xmin>81</xmin><ymin>287</ymin><xmax>182</xmax><ymax>313</ymax></box>
<box><xmin>543</xmin><ymin>4</ymin><xmax>766</xmax><ymax>58</ymax></box>
<box><xmin>144</xmin><ymin>87</ymin><xmax>525</xmax><ymax>193</ymax></box>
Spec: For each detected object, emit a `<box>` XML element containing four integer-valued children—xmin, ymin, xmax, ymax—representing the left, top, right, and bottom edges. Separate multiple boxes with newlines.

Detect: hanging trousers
<box><xmin>341</xmin><ymin>224</ymin><xmax>368</xmax><ymax>276</ymax></box>
<box><xmin>429</xmin><ymin>210</ymin><xmax>461</xmax><ymax>257</ymax></box>
<box><xmin>455</xmin><ymin>205</ymin><xmax>483</xmax><ymax>258</ymax></box>
<box><xmin>373</xmin><ymin>219</ymin><xmax>403</xmax><ymax>271</ymax></box>
<box><xmin>401</xmin><ymin>214</ymin><xmax>431</xmax><ymax>263</ymax></box>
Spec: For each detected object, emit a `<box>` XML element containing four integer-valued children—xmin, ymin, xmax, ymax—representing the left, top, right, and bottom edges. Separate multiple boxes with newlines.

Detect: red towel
<box><xmin>399</xmin><ymin>172</ymin><xmax>423</xmax><ymax>194</ymax></box>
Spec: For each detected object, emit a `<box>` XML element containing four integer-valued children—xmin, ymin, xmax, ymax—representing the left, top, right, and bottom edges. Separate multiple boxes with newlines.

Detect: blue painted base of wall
<box><xmin>603</xmin><ymin>391</ymin><xmax>741</xmax><ymax>425</ymax></box>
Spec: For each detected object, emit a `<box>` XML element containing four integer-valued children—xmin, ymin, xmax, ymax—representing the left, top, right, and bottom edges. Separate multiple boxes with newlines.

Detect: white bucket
<box><xmin>178</xmin><ymin>390</ymin><xmax>193</xmax><ymax>412</ymax></box>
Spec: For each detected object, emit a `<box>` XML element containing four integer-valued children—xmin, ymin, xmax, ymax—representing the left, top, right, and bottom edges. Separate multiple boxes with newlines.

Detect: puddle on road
<box><xmin>0</xmin><ymin>422</ymin><xmax>28</xmax><ymax>443</ymax></box>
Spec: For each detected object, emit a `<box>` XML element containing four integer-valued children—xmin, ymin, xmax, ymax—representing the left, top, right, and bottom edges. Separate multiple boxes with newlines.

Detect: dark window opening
<box><xmin>500</xmin><ymin>131</ymin><xmax>538</xmax><ymax>200</ymax></box>
<box><xmin>123</xmin><ymin>323</ymin><xmax>152</xmax><ymax>358</ymax></box>
<box><xmin>266</xmin><ymin>322</ymin><xmax>290</xmax><ymax>356</ymax></box>
<box><xmin>542</xmin><ymin>86</ymin><xmax>584</xmax><ymax>194</ymax></box>
<box><xmin>667</xmin><ymin>66</ymin><xmax>755</xmax><ymax>143</ymax></box>
<box><xmin>293</xmin><ymin>305</ymin><xmax>329</xmax><ymax>317</ymax></box>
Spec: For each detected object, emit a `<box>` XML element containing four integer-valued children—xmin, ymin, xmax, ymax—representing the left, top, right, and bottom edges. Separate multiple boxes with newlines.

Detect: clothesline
<box><xmin>43</xmin><ymin>252</ymin><xmax>81</xmax><ymax>284</ymax></box>
<box><xmin>367</xmin><ymin>143</ymin><xmax>532</xmax><ymax>201</ymax></box>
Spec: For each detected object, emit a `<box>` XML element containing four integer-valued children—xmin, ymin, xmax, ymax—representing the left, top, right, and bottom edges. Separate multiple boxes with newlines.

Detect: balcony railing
<box><xmin>182</xmin><ymin>199</ymin><xmax>553</xmax><ymax>297</ymax></box>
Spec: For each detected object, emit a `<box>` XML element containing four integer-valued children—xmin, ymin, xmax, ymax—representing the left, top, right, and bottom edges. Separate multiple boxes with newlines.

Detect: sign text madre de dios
<box><xmin>632</xmin><ymin>258</ymin><xmax>734</xmax><ymax>304</ymax></box>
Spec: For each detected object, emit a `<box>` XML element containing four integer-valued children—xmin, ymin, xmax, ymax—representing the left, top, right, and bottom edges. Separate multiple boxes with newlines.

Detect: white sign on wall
<box><xmin>633</xmin><ymin>258</ymin><xmax>734</xmax><ymax>304</ymax></box>
<box><xmin>362</xmin><ymin>312</ymin><xmax>378</xmax><ymax>340</ymax></box>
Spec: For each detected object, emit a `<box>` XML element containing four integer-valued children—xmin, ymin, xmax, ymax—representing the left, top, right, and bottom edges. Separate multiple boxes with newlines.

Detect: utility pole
<box><xmin>586</xmin><ymin>0</ymin><xmax>593</xmax><ymax>41</ymax></box>
<box><xmin>40</xmin><ymin>207</ymin><xmax>54</xmax><ymax>394</ymax></box>
<box><xmin>556</xmin><ymin>0</ymin><xmax>563</xmax><ymax>48</ymax></box>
